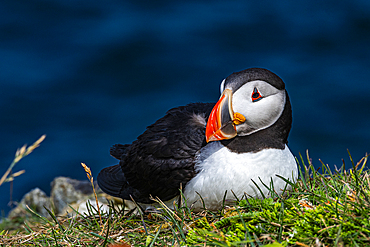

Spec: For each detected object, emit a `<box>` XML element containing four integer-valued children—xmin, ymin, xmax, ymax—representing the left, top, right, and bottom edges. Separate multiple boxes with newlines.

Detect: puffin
<box><xmin>97</xmin><ymin>68</ymin><xmax>298</xmax><ymax>211</ymax></box>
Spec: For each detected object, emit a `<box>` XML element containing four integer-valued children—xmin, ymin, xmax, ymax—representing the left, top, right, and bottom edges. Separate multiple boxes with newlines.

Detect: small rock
<box><xmin>8</xmin><ymin>187</ymin><xmax>51</xmax><ymax>218</ymax></box>
<box><xmin>50</xmin><ymin>177</ymin><xmax>94</xmax><ymax>215</ymax></box>
<box><xmin>7</xmin><ymin>176</ymin><xmax>127</xmax><ymax>220</ymax></box>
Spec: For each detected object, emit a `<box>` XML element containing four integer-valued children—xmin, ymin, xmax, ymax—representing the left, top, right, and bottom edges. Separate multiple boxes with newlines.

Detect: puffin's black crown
<box><xmin>224</xmin><ymin>68</ymin><xmax>285</xmax><ymax>92</ymax></box>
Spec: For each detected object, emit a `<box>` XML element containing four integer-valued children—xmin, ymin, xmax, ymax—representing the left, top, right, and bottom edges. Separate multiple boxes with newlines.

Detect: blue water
<box><xmin>1</xmin><ymin>1</ymin><xmax>370</xmax><ymax>215</ymax></box>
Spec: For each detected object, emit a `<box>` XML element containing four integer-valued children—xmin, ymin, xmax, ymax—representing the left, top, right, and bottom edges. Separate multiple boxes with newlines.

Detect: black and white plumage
<box><xmin>97</xmin><ymin>68</ymin><xmax>298</xmax><ymax>211</ymax></box>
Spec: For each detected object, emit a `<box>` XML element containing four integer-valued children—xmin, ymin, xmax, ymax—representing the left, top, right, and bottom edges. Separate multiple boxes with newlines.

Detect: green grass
<box><xmin>1</xmin><ymin>139</ymin><xmax>370</xmax><ymax>246</ymax></box>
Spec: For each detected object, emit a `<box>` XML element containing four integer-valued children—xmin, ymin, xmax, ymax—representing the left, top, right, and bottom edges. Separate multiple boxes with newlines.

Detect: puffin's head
<box><xmin>206</xmin><ymin>68</ymin><xmax>288</xmax><ymax>142</ymax></box>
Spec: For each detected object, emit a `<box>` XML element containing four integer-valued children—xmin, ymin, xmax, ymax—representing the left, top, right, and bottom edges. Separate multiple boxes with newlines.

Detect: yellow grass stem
<box><xmin>81</xmin><ymin>162</ymin><xmax>102</xmax><ymax>225</ymax></box>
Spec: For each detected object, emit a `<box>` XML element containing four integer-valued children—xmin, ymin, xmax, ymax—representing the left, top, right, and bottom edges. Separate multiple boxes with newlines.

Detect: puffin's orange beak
<box><xmin>205</xmin><ymin>89</ymin><xmax>246</xmax><ymax>142</ymax></box>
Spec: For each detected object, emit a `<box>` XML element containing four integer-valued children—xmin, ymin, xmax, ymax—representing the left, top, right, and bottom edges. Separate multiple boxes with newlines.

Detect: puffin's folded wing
<box><xmin>97</xmin><ymin>164</ymin><xmax>128</xmax><ymax>197</ymax></box>
<box><xmin>120</xmin><ymin>103</ymin><xmax>215</xmax><ymax>202</ymax></box>
<box><xmin>137</xmin><ymin>103</ymin><xmax>215</xmax><ymax>159</ymax></box>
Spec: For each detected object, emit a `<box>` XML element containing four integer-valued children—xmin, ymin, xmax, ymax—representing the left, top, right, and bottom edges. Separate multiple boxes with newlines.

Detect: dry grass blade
<box><xmin>3</xmin><ymin>170</ymin><xmax>25</xmax><ymax>183</ymax></box>
<box><xmin>0</xmin><ymin>135</ymin><xmax>46</xmax><ymax>186</ymax></box>
<box><xmin>80</xmin><ymin>162</ymin><xmax>102</xmax><ymax>225</ymax></box>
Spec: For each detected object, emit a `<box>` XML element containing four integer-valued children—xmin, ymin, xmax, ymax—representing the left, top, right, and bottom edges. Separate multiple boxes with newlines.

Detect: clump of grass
<box><xmin>1</xmin><ymin>150</ymin><xmax>369</xmax><ymax>246</ymax></box>
<box><xmin>1</xmin><ymin>198</ymin><xmax>129</xmax><ymax>246</ymax></box>
<box><xmin>182</xmin><ymin>151</ymin><xmax>370</xmax><ymax>246</ymax></box>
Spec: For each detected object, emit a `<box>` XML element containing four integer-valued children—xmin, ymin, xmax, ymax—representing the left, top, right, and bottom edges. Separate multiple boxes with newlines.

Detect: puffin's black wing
<box><xmin>98</xmin><ymin>102</ymin><xmax>214</xmax><ymax>204</ymax></box>
<box><xmin>97</xmin><ymin>144</ymin><xmax>133</xmax><ymax>198</ymax></box>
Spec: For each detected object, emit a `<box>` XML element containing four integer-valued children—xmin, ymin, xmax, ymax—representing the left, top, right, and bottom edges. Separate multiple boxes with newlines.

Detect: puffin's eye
<box><xmin>251</xmin><ymin>87</ymin><xmax>262</xmax><ymax>102</ymax></box>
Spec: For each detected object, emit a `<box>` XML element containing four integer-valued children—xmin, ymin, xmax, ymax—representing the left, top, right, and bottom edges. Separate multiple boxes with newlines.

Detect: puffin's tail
<box><xmin>110</xmin><ymin>144</ymin><xmax>130</xmax><ymax>160</ymax></box>
<box><xmin>97</xmin><ymin>164</ymin><xmax>127</xmax><ymax>198</ymax></box>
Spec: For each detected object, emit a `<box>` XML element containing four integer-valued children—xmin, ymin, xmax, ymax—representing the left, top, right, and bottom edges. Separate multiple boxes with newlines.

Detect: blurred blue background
<box><xmin>1</xmin><ymin>0</ymin><xmax>369</xmax><ymax>215</ymax></box>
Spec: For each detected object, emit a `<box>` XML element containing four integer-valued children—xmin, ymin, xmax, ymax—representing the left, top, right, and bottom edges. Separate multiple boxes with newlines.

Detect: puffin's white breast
<box><xmin>184</xmin><ymin>142</ymin><xmax>298</xmax><ymax>211</ymax></box>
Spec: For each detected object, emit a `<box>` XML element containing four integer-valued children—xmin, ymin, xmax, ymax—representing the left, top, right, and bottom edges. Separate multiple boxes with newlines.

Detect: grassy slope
<box><xmin>1</xmin><ymin>150</ymin><xmax>369</xmax><ymax>246</ymax></box>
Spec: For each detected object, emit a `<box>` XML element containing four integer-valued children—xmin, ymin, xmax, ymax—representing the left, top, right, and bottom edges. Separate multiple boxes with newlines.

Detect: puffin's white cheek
<box><xmin>235</xmin><ymin>92</ymin><xmax>286</xmax><ymax>134</ymax></box>
<box><xmin>250</xmin><ymin>94</ymin><xmax>285</xmax><ymax>130</ymax></box>
<box><xmin>248</xmin><ymin>101</ymin><xmax>281</xmax><ymax>128</ymax></box>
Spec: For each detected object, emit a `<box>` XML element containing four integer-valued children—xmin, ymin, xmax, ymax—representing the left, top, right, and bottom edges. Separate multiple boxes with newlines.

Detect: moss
<box><xmin>186</xmin><ymin>191</ymin><xmax>370</xmax><ymax>246</ymax></box>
